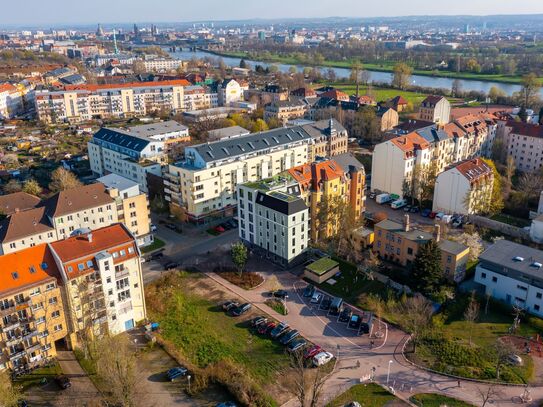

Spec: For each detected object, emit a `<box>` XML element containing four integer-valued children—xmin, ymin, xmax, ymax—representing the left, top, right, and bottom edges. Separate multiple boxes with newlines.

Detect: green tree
<box><xmin>2</xmin><ymin>179</ymin><xmax>22</xmax><ymax>194</ymax></box>
<box><xmin>0</xmin><ymin>369</ymin><xmax>22</xmax><ymax>407</ymax></box>
<box><xmin>411</xmin><ymin>240</ymin><xmax>443</xmax><ymax>295</ymax></box>
<box><xmin>350</xmin><ymin>60</ymin><xmax>363</xmax><ymax>96</ymax></box>
<box><xmin>239</xmin><ymin>58</ymin><xmax>248</xmax><ymax>69</ymax></box>
<box><xmin>22</xmin><ymin>178</ymin><xmax>42</xmax><ymax>196</ymax></box>
<box><xmin>488</xmin><ymin>86</ymin><xmax>506</xmax><ymax>103</ymax></box>
<box><xmin>481</xmin><ymin>158</ymin><xmax>504</xmax><ymax>215</ymax></box>
<box><xmin>519</xmin><ymin>73</ymin><xmax>541</xmax><ymax>108</ymax></box>
<box><xmin>251</xmin><ymin>118</ymin><xmax>269</xmax><ymax>133</ymax></box>
<box><xmin>288</xmin><ymin>66</ymin><xmax>297</xmax><ymax>74</ymax></box>
<box><xmin>392</xmin><ymin>62</ymin><xmax>413</xmax><ymax>90</ymax></box>
<box><xmin>49</xmin><ymin>167</ymin><xmax>83</xmax><ymax>192</ymax></box>
<box><xmin>231</xmin><ymin>242</ymin><xmax>248</xmax><ymax>276</ymax></box>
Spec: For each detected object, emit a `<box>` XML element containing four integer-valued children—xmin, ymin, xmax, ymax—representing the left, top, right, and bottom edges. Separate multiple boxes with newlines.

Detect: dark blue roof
<box><xmin>416</xmin><ymin>126</ymin><xmax>449</xmax><ymax>143</ymax></box>
<box><xmin>93</xmin><ymin>128</ymin><xmax>150</xmax><ymax>152</ymax></box>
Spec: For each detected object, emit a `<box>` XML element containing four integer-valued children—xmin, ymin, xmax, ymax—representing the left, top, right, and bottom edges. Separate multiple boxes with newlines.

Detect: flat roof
<box><xmin>479</xmin><ymin>239</ymin><xmax>543</xmax><ymax>280</ymax></box>
<box><xmin>127</xmin><ymin>120</ymin><xmax>188</xmax><ymax>137</ymax></box>
<box><xmin>306</xmin><ymin>257</ymin><xmax>339</xmax><ymax>275</ymax></box>
<box><xmin>97</xmin><ymin>173</ymin><xmax>139</xmax><ymax>192</ymax></box>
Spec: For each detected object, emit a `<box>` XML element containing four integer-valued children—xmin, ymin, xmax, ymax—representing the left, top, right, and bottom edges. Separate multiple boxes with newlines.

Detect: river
<box><xmin>167</xmin><ymin>48</ymin><xmax>535</xmax><ymax>97</ymax></box>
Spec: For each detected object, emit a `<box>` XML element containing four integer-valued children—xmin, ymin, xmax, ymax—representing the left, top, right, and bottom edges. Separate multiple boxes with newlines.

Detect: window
<box><xmin>116</xmin><ymin>278</ymin><xmax>129</xmax><ymax>290</ymax></box>
<box><xmin>51</xmin><ymin>310</ymin><xmax>60</xmax><ymax>319</ymax></box>
<box><xmin>36</xmin><ymin>316</ymin><xmax>46</xmax><ymax>325</ymax></box>
<box><xmin>53</xmin><ymin>324</ymin><xmax>63</xmax><ymax>332</ymax></box>
<box><xmin>117</xmin><ymin>289</ymin><xmax>131</xmax><ymax>302</ymax></box>
<box><xmin>120</xmin><ymin>250</ymin><xmax>126</xmax><ymax>256</ymax></box>
<box><xmin>29</xmin><ymin>287</ymin><xmax>41</xmax><ymax>296</ymax></box>
<box><xmin>46</xmin><ymin>282</ymin><xmax>55</xmax><ymax>291</ymax></box>
<box><xmin>78</xmin><ymin>263</ymin><xmax>84</xmax><ymax>271</ymax></box>
<box><xmin>481</xmin><ymin>272</ymin><xmax>487</xmax><ymax>279</ymax></box>
<box><xmin>112</xmin><ymin>252</ymin><xmax>119</xmax><ymax>259</ymax></box>
<box><xmin>407</xmin><ymin>248</ymin><xmax>413</xmax><ymax>255</ymax></box>
<box><xmin>129</xmin><ymin>202</ymin><xmax>136</xmax><ymax>208</ymax></box>
<box><xmin>128</xmin><ymin>247</ymin><xmax>134</xmax><ymax>254</ymax></box>
<box><xmin>49</xmin><ymin>297</ymin><xmax>58</xmax><ymax>305</ymax></box>
<box><xmin>106</xmin><ymin>277</ymin><xmax>111</xmax><ymax>284</ymax></box>
<box><xmin>492</xmin><ymin>276</ymin><xmax>498</xmax><ymax>283</ymax></box>
<box><xmin>86</xmin><ymin>260</ymin><xmax>93</xmax><ymax>268</ymax></box>
<box><xmin>537</xmin><ymin>293</ymin><xmax>542</xmax><ymax>299</ymax></box>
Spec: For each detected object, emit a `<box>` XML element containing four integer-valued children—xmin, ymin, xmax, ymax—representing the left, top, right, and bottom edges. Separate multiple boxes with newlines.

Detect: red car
<box><xmin>304</xmin><ymin>345</ymin><xmax>323</xmax><ymax>360</ymax></box>
<box><xmin>259</xmin><ymin>321</ymin><xmax>276</xmax><ymax>335</ymax></box>
<box><xmin>429</xmin><ymin>211</ymin><xmax>438</xmax><ymax>219</ymax></box>
<box><xmin>215</xmin><ymin>225</ymin><xmax>225</xmax><ymax>233</ymax></box>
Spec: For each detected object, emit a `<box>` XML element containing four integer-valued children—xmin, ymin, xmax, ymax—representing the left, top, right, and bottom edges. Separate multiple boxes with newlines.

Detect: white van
<box><xmin>391</xmin><ymin>199</ymin><xmax>407</xmax><ymax>210</ymax></box>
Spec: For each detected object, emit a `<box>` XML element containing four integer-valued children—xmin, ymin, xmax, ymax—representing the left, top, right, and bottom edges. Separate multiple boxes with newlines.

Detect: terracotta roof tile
<box><xmin>288</xmin><ymin>160</ymin><xmax>345</xmax><ymax>192</ymax></box>
<box><xmin>390</xmin><ymin>132</ymin><xmax>430</xmax><ymax>152</ymax></box>
<box><xmin>453</xmin><ymin>158</ymin><xmax>493</xmax><ymax>182</ymax></box>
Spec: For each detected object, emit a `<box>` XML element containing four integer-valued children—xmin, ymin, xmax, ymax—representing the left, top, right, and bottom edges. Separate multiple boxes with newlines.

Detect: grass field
<box><xmin>16</xmin><ymin>362</ymin><xmax>62</xmax><ymax>391</ymax></box>
<box><xmin>410</xmin><ymin>393</ymin><xmax>474</xmax><ymax>407</ymax></box>
<box><xmin>146</xmin><ymin>272</ymin><xmax>294</xmax><ymax>405</ymax></box>
<box><xmin>320</xmin><ymin>83</ymin><xmax>429</xmax><ymax>106</ymax></box>
<box><xmin>325</xmin><ymin>383</ymin><xmax>406</xmax><ymax>407</ymax></box>
<box><xmin>141</xmin><ymin>237</ymin><xmax>165</xmax><ymax>254</ymax></box>
<box><xmin>215</xmin><ymin>50</ymin><xmax>543</xmax><ymax>85</ymax></box>
<box><xmin>412</xmin><ymin>294</ymin><xmax>540</xmax><ymax>383</ymax></box>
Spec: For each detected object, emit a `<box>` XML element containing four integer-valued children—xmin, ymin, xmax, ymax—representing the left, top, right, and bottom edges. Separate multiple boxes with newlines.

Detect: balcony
<box><xmin>8</xmin><ymin>349</ymin><xmax>25</xmax><ymax>361</ymax></box>
<box><xmin>25</xmin><ymin>343</ymin><xmax>42</xmax><ymax>354</ymax></box>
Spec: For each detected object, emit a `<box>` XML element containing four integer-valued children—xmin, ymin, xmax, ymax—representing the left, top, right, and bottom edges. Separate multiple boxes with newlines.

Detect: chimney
<box><xmin>87</xmin><ymin>233</ymin><xmax>93</xmax><ymax>243</ymax></box>
<box><xmin>433</xmin><ymin>224</ymin><xmax>441</xmax><ymax>243</ymax></box>
<box><xmin>403</xmin><ymin>214</ymin><xmax>410</xmax><ymax>232</ymax></box>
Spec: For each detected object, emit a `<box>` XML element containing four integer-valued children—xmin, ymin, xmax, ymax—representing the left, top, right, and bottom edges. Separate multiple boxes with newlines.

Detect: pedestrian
<box><xmin>356</xmin><ymin>360</ymin><xmax>361</xmax><ymax>368</ymax></box>
<box><xmin>370</xmin><ymin>340</ymin><xmax>375</xmax><ymax>349</ymax></box>
<box><xmin>458</xmin><ymin>380</ymin><xmax>461</xmax><ymax>388</ymax></box>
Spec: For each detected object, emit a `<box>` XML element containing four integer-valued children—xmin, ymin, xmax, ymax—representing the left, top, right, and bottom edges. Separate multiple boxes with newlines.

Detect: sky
<box><xmin>2</xmin><ymin>0</ymin><xmax>543</xmax><ymax>26</ymax></box>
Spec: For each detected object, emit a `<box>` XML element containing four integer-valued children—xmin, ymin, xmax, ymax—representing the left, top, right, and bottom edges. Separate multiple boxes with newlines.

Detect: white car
<box><xmin>313</xmin><ymin>351</ymin><xmax>334</xmax><ymax>367</ymax></box>
<box><xmin>150</xmin><ymin>224</ymin><xmax>157</xmax><ymax>232</ymax></box>
<box><xmin>508</xmin><ymin>354</ymin><xmax>523</xmax><ymax>365</ymax></box>
<box><xmin>310</xmin><ymin>292</ymin><xmax>322</xmax><ymax>304</ymax></box>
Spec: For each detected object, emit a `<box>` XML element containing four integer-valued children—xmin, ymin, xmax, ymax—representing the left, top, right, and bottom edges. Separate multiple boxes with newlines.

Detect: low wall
<box><xmin>469</xmin><ymin>215</ymin><xmax>530</xmax><ymax>240</ymax></box>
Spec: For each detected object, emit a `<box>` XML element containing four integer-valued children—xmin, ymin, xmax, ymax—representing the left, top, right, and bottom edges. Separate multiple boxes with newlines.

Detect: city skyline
<box><xmin>1</xmin><ymin>0</ymin><xmax>543</xmax><ymax>27</ymax></box>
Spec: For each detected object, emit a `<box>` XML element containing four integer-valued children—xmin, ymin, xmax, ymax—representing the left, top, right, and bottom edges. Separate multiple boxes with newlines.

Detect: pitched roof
<box><xmin>422</xmin><ymin>95</ymin><xmax>446</xmax><ymax>106</ymax></box>
<box><xmin>390</xmin><ymin>132</ymin><xmax>430</xmax><ymax>153</ymax></box>
<box><xmin>506</xmin><ymin>121</ymin><xmax>543</xmax><ymax>139</ymax></box>
<box><xmin>443</xmin><ymin>122</ymin><xmax>467</xmax><ymax>139</ymax></box>
<box><xmin>389</xmin><ymin>96</ymin><xmax>408</xmax><ymax>106</ymax></box>
<box><xmin>301</xmin><ymin>118</ymin><xmax>347</xmax><ymax>139</ymax></box>
<box><xmin>0</xmin><ymin>244</ymin><xmax>61</xmax><ymax>296</ymax></box>
<box><xmin>0</xmin><ymin>192</ymin><xmax>41</xmax><ymax>216</ymax></box>
<box><xmin>453</xmin><ymin>158</ymin><xmax>493</xmax><ymax>182</ymax></box>
<box><xmin>49</xmin><ymin>223</ymin><xmax>134</xmax><ymax>264</ymax></box>
<box><xmin>333</xmin><ymin>153</ymin><xmax>365</xmax><ymax>174</ymax></box>
<box><xmin>41</xmin><ymin>183</ymin><xmax>113</xmax><ymax>218</ymax></box>
<box><xmin>64</xmin><ymin>79</ymin><xmax>190</xmax><ymax>91</ymax></box>
<box><xmin>291</xmin><ymin>87</ymin><xmax>317</xmax><ymax>97</ymax></box>
<box><xmin>0</xmin><ymin>207</ymin><xmax>53</xmax><ymax>243</ymax></box>
<box><xmin>320</xmin><ymin>89</ymin><xmax>349</xmax><ymax>101</ymax></box>
<box><xmin>288</xmin><ymin>159</ymin><xmax>345</xmax><ymax>192</ymax></box>
<box><xmin>93</xmin><ymin>127</ymin><xmax>151</xmax><ymax>153</ymax></box>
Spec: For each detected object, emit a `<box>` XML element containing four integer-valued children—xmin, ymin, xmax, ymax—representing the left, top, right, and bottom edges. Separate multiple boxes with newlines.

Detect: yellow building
<box><xmin>0</xmin><ymin>244</ymin><xmax>68</xmax><ymax>372</ymax></box>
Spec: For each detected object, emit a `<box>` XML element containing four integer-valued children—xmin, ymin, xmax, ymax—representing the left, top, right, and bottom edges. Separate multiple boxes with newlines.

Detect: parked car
<box><xmin>320</xmin><ymin>296</ymin><xmax>332</xmax><ymax>310</ymax></box>
<box><xmin>270</xmin><ymin>322</ymin><xmax>289</xmax><ymax>338</ymax></box>
<box><xmin>220</xmin><ymin>222</ymin><xmax>233</xmax><ymax>230</ymax></box>
<box><xmin>259</xmin><ymin>321</ymin><xmax>276</xmax><ymax>335</ymax></box>
<box><xmin>348</xmin><ymin>314</ymin><xmax>362</xmax><ymax>330</ymax></box>
<box><xmin>167</xmin><ymin>366</ymin><xmax>188</xmax><ymax>381</ymax></box>
<box><xmin>429</xmin><ymin>211</ymin><xmax>438</xmax><ymax>219</ymax></box>
<box><xmin>304</xmin><ymin>345</ymin><xmax>323</xmax><ymax>360</ymax></box>
<box><xmin>279</xmin><ymin>329</ymin><xmax>300</xmax><ymax>345</ymax></box>
<box><xmin>410</xmin><ymin>206</ymin><xmax>420</xmax><ymax>213</ymax></box>
<box><xmin>215</xmin><ymin>225</ymin><xmax>225</xmax><ymax>233</ymax></box>
<box><xmin>303</xmin><ymin>284</ymin><xmax>315</xmax><ymax>297</ymax></box>
<box><xmin>310</xmin><ymin>292</ymin><xmax>323</xmax><ymax>304</ymax></box>
<box><xmin>313</xmin><ymin>351</ymin><xmax>334</xmax><ymax>367</ymax></box>
<box><xmin>148</xmin><ymin>251</ymin><xmax>164</xmax><ymax>261</ymax></box>
<box><xmin>391</xmin><ymin>199</ymin><xmax>407</xmax><ymax>209</ymax></box>
<box><xmin>339</xmin><ymin>307</ymin><xmax>352</xmax><ymax>323</ymax></box>
<box><xmin>403</xmin><ymin>205</ymin><xmax>412</xmax><ymax>212</ymax></box>
<box><xmin>165</xmin><ymin>223</ymin><xmax>177</xmax><ymax>231</ymax></box>
<box><xmin>272</xmin><ymin>289</ymin><xmax>289</xmax><ymax>299</ymax></box>
<box><xmin>150</xmin><ymin>224</ymin><xmax>157</xmax><ymax>232</ymax></box>
<box><xmin>508</xmin><ymin>354</ymin><xmax>523</xmax><ymax>365</ymax></box>
<box><xmin>287</xmin><ymin>338</ymin><xmax>307</xmax><ymax>353</ymax></box>
<box><xmin>346</xmin><ymin>402</ymin><xmax>362</xmax><ymax>407</ymax></box>
<box><xmin>164</xmin><ymin>262</ymin><xmax>179</xmax><ymax>271</ymax></box>
<box><xmin>230</xmin><ymin>303</ymin><xmax>252</xmax><ymax>316</ymax></box>
<box><xmin>221</xmin><ymin>300</ymin><xmax>239</xmax><ymax>312</ymax></box>
<box><xmin>369</xmin><ymin>192</ymin><xmax>376</xmax><ymax>199</ymax></box>
<box><xmin>226</xmin><ymin>219</ymin><xmax>238</xmax><ymax>229</ymax></box>
<box><xmin>55</xmin><ymin>375</ymin><xmax>71</xmax><ymax>390</ymax></box>
<box><xmin>421</xmin><ymin>208</ymin><xmax>432</xmax><ymax>217</ymax></box>
<box><xmin>250</xmin><ymin>316</ymin><xmax>267</xmax><ymax>327</ymax></box>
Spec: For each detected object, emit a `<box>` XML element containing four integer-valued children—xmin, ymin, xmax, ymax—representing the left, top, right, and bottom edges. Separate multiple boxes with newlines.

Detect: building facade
<box><xmin>217</xmin><ymin>79</ymin><xmax>243</xmax><ymax>107</ymax></box>
<box><xmin>504</xmin><ymin>121</ymin><xmax>543</xmax><ymax>173</ymax></box>
<box><xmin>264</xmin><ymin>100</ymin><xmax>307</xmax><ymax>125</ymax></box>
<box><xmin>237</xmin><ymin>178</ymin><xmax>309</xmax><ymax>267</ymax></box>
<box><xmin>419</xmin><ymin>95</ymin><xmax>451</xmax><ymax>125</ymax></box>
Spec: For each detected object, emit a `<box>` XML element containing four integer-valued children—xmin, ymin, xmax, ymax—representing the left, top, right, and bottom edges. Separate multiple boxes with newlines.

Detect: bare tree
<box><xmin>476</xmin><ymin>384</ymin><xmax>502</xmax><ymax>407</ymax></box>
<box><xmin>288</xmin><ymin>352</ymin><xmax>328</xmax><ymax>407</ymax></box>
<box><xmin>494</xmin><ymin>338</ymin><xmax>516</xmax><ymax>380</ymax></box>
<box><xmin>464</xmin><ymin>291</ymin><xmax>480</xmax><ymax>346</ymax></box>
<box><xmin>49</xmin><ymin>167</ymin><xmax>83</xmax><ymax>192</ymax></box>
<box><xmin>2</xmin><ymin>179</ymin><xmax>22</xmax><ymax>194</ymax></box>
<box><xmin>397</xmin><ymin>296</ymin><xmax>433</xmax><ymax>352</ymax></box>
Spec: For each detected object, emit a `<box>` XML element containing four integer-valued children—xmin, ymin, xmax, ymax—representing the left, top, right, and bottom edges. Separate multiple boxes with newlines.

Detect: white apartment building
<box><xmin>504</xmin><ymin>121</ymin><xmax>543</xmax><ymax>173</ymax></box>
<box><xmin>237</xmin><ymin>177</ymin><xmax>309</xmax><ymax>267</ymax></box>
<box><xmin>142</xmin><ymin>58</ymin><xmax>185</xmax><ymax>72</ymax></box>
<box><xmin>165</xmin><ymin>126</ymin><xmax>314</xmax><ymax>222</ymax></box>
<box><xmin>419</xmin><ymin>95</ymin><xmax>451</xmax><ymax>125</ymax></box>
<box><xmin>433</xmin><ymin>158</ymin><xmax>494</xmax><ymax>215</ymax></box>
<box><xmin>0</xmin><ymin>83</ymin><xmax>25</xmax><ymax>119</ymax></box>
<box><xmin>371</xmin><ymin>113</ymin><xmax>498</xmax><ymax>198</ymax></box>
<box><xmin>35</xmin><ymin>79</ymin><xmax>190</xmax><ymax>123</ymax></box>
<box><xmin>183</xmin><ymin>85</ymin><xmax>218</xmax><ymax>111</ymax></box>
<box><xmin>217</xmin><ymin>79</ymin><xmax>243</xmax><ymax>107</ymax></box>
<box><xmin>50</xmin><ymin>223</ymin><xmax>146</xmax><ymax>343</ymax></box>
<box><xmin>89</xmin><ymin>124</ymin><xmax>181</xmax><ymax>193</ymax></box>
<box><xmin>474</xmin><ymin>239</ymin><xmax>543</xmax><ymax>318</ymax></box>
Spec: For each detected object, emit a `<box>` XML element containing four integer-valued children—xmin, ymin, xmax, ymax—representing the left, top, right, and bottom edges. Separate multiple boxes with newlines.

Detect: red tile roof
<box><xmin>454</xmin><ymin>158</ymin><xmax>492</xmax><ymax>182</ymax></box>
<box><xmin>0</xmin><ymin>244</ymin><xmax>60</xmax><ymax>296</ymax></box>
<box><xmin>320</xmin><ymin>89</ymin><xmax>349</xmax><ymax>101</ymax></box>
<box><xmin>288</xmin><ymin>160</ymin><xmax>345</xmax><ymax>192</ymax></box>
<box><xmin>507</xmin><ymin>121</ymin><xmax>543</xmax><ymax>139</ymax></box>
<box><xmin>390</xmin><ymin>132</ymin><xmax>430</xmax><ymax>153</ymax></box>
<box><xmin>64</xmin><ymin>79</ymin><xmax>191</xmax><ymax>92</ymax></box>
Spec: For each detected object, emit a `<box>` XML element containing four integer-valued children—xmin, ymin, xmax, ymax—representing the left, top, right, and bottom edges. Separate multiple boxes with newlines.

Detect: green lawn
<box><xmin>16</xmin><ymin>362</ymin><xmax>62</xmax><ymax>391</ymax></box>
<box><xmin>412</xmin><ymin>294</ymin><xmax>539</xmax><ymax>383</ymax></box>
<box><xmin>146</xmin><ymin>272</ymin><xmax>292</xmax><ymax>404</ymax></box>
<box><xmin>490</xmin><ymin>214</ymin><xmax>531</xmax><ymax>228</ymax></box>
<box><xmin>325</xmin><ymin>383</ymin><xmax>406</xmax><ymax>407</ymax></box>
<box><xmin>411</xmin><ymin>393</ymin><xmax>474</xmax><ymax>407</ymax></box>
<box><xmin>323</xmin><ymin>83</ymin><xmax>429</xmax><ymax>106</ymax></box>
<box><xmin>141</xmin><ymin>237</ymin><xmax>165</xmax><ymax>254</ymax></box>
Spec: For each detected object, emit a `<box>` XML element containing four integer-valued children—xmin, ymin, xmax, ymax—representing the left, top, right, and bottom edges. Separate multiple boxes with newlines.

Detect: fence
<box><xmin>469</xmin><ymin>215</ymin><xmax>530</xmax><ymax>240</ymax></box>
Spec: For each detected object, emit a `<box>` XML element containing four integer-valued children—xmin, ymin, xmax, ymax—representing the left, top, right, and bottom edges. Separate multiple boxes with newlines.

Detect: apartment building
<box><xmin>142</xmin><ymin>58</ymin><xmax>185</xmax><ymax>72</ymax></box>
<box><xmin>183</xmin><ymin>85</ymin><xmax>218</xmax><ymax>111</ymax></box>
<box><xmin>237</xmin><ymin>177</ymin><xmax>309</xmax><ymax>267</ymax></box>
<box><xmin>89</xmin><ymin>123</ymin><xmax>186</xmax><ymax>192</ymax></box>
<box><xmin>0</xmin><ymin>83</ymin><xmax>25</xmax><ymax>119</ymax></box>
<box><xmin>97</xmin><ymin>174</ymin><xmax>152</xmax><ymax>246</ymax></box>
<box><xmin>0</xmin><ymin>244</ymin><xmax>68</xmax><ymax>372</ymax></box>
<box><xmin>217</xmin><ymin>79</ymin><xmax>243</xmax><ymax>107</ymax></box>
<box><xmin>35</xmin><ymin>79</ymin><xmax>191</xmax><ymax>123</ymax></box>
<box><xmin>0</xmin><ymin>182</ymin><xmax>151</xmax><ymax>254</ymax></box>
<box><xmin>419</xmin><ymin>95</ymin><xmax>451</xmax><ymax>125</ymax></box>
<box><xmin>504</xmin><ymin>121</ymin><xmax>543</xmax><ymax>173</ymax></box>
<box><xmin>287</xmin><ymin>153</ymin><xmax>365</xmax><ymax>241</ymax></box>
<box><xmin>374</xmin><ymin>217</ymin><xmax>469</xmax><ymax>283</ymax></box>
<box><xmin>302</xmin><ymin>119</ymin><xmax>349</xmax><ymax>162</ymax></box>
<box><xmin>474</xmin><ymin>240</ymin><xmax>543</xmax><ymax>317</ymax></box>
<box><xmin>371</xmin><ymin>113</ymin><xmax>498</xmax><ymax>198</ymax></box>
<box><xmin>164</xmin><ymin>126</ymin><xmax>314</xmax><ymax>222</ymax></box>
<box><xmin>49</xmin><ymin>224</ymin><xmax>146</xmax><ymax>346</ymax></box>
<box><xmin>264</xmin><ymin>100</ymin><xmax>307</xmax><ymax>125</ymax></box>
<box><xmin>376</xmin><ymin>107</ymin><xmax>400</xmax><ymax>132</ymax></box>
<box><xmin>433</xmin><ymin>158</ymin><xmax>494</xmax><ymax>215</ymax></box>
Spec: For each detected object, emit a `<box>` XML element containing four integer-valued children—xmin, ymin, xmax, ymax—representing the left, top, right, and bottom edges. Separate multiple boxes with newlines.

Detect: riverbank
<box><xmin>204</xmin><ymin>49</ymin><xmax>542</xmax><ymax>86</ymax></box>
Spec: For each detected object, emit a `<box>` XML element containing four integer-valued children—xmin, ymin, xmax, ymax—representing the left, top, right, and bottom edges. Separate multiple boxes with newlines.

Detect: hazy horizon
<box><xmin>2</xmin><ymin>0</ymin><xmax>543</xmax><ymax>27</ymax></box>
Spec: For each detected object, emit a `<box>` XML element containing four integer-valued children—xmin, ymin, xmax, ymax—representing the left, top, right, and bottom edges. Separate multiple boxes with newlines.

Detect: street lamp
<box><xmin>187</xmin><ymin>375</ymin><xmax>191</xmax><ymax>392</ymax></box>
<box><xmin>386</xmin><ymin>360</ymin><xmax>393</xmax><ymax>385</ymax></box>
